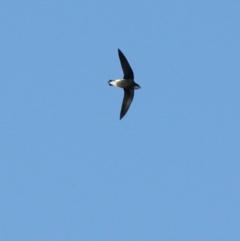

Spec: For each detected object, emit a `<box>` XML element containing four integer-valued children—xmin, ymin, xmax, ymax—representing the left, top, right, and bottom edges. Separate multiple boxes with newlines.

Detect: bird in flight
<box><xmin>108</xmin><ymin>49</ymin><xmax>141</xmax><ymax>120</ymax></box>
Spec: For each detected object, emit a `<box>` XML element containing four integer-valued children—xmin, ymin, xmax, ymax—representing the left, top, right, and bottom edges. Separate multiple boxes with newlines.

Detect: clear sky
<box><xmin>1</xmin><ymin>1</ymin><xmax>240</xmax><ymax>240</ymax></box>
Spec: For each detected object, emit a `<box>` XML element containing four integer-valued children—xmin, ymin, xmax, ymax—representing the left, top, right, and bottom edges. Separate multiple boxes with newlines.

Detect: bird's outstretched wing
<box><xmin>118</xmin><ymin>49</ymin><xmax>134</xmax><ymax>80</ymax></box>
<box><xmin>120</xmin><ymin>89</ymin><xmax>134</xmax><ymax>119</ymax></box>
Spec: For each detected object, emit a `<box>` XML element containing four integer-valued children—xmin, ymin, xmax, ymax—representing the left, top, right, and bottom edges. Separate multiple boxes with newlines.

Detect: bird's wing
<box><xmin>118</xmin><ymin>49</ymin><xmax>134</xmax><ymax>80</ymax></box>
<box><xmin>120</xmin><ymin>89</ymin><xmax>134</xmax><ymax>120</ymax></box>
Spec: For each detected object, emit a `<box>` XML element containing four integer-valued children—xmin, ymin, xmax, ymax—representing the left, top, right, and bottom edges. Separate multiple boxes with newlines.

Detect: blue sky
<box><xmin>1</xmin><ymin>1</ymin><xmax>240</xmax><ymax>240</ymax></box>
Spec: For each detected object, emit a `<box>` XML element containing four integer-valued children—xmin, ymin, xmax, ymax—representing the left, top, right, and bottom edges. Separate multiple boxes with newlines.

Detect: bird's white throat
<box><xmin>109</xmin><ymin>79</ymin><xmax>124</xmax><ymax>86</ymax></box>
